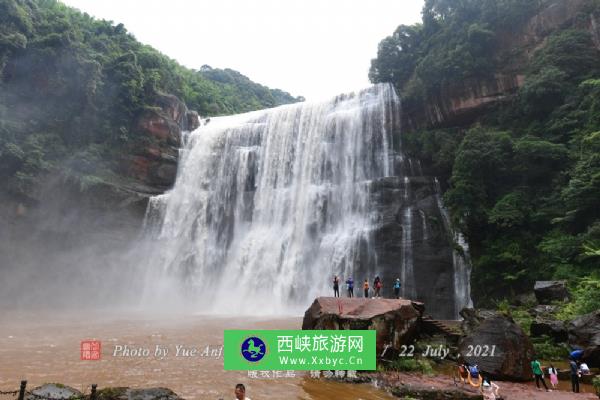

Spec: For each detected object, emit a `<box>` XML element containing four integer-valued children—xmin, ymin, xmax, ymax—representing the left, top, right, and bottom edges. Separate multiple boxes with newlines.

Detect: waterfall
<box><xmin>419</xmin><ymin>209</ymin><xmax>429</xmax><ymax>241</ymax></box>
<box><xmin>143</xmin><ymin>84</ymin><xmax>399</xmax><ymax>314</ymax></box>
<box><xmin>401</xmin><ymin>206</ymin><xmax>416</xmax><ymax>298</ymax></box>
<box><xmin>434</xmin><ymin>177</ymin><xmax>474</xmax><ymax>316</ymax></box>
<box><xmin>141</xmin><ymin>83</ymin><xmax>472</xmax><ymax>318</ymax></box>
<box><xmin>400</xmin><ymin>175</ymin><xmax>416</xmax><ymax>298</ymax></box>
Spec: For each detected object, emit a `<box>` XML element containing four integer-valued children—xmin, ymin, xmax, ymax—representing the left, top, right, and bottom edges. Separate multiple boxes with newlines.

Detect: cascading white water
<box><xmin>434</xmin><ymin>177</ymin><xmax>474</xmax><ymax>316</ymax></box>
<box><xmin>419</xmin><ymin>209</ymin><xmax>429</xmax><ymax>241</ymax></box>
<box><xmin>144</xmin><ymin>84</ymin><xmax>399</xmax><ymax>314</ymax></box>
<box><xmin>401</xmin><ymin>206</ymin><xmax>416</xmax><ymax>298</ymax></box>
<box><xmin>142</xmin><ymin>83</ymin><xmax>473</xmax><ymax>318</ymax></box>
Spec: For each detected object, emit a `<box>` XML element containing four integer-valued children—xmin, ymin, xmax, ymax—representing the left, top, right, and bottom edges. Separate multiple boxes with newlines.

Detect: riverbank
<box><xmin>359</xmin><ymin>371</ymin><xmax>598</xmax><ymax>399</ymax></box>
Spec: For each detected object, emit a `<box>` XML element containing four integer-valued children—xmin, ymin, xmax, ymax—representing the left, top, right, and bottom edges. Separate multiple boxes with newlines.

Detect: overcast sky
<box><xmin>61</xmin><ymin>0</ymin><xmax>424</xmax><ymax>101</ymax></box>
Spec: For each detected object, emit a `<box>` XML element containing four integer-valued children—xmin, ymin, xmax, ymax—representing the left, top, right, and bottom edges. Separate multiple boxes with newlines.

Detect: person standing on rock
<box><xmin>346</xmin><ymin>277</ymin><xmax>354</xmax><ymax>298</ymax></box>
<box><xmin>374</xmin><ymin>276</ymin><xmax>382</xmax><ymax>298</ymax></box>
<box><xmin>363</xmin><ymin>279</ymin><xmax>369</xmax><ymax>298</ymax></box>
<box><xmin>333</xmin><ymin>275</ymin><xmax>340</xmax><ymax>297</ymax></box>
<box><xmin>393</xmin><ymin>278</ymin><xmax>401</xmax><ymax>298</ymax></box>
<box><xmin>531</xmin><ymin>357</ymin><xmax>550</xmax><ymax>392</ymax></box>
<box><xmin>569</xmin><ymin>358</ymin><xmax>580</xmax><ymax>393</ymax></box>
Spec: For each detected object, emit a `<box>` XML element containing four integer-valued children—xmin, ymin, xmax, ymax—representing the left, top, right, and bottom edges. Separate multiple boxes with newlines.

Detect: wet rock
<box><xmin>530</xmin><ymin>318</ymin><xmax>568</xmax><ymax>342</ymax></box>
<box><xmin>390</xmin><ymin>386</ymin><xmax>483</xmax><ymax>400</ymax></box>
<box><xmin>534</xmin><ymin>280</ymin><xmax>570</xmax><ymax>304</ymax></box>
<box><xmin>459</xmin><ymin>308</ymin><xmax>534</xmax><ymax>381</ymax></box>
<box><xmin>185</xmin><ymin>110</ymin><xmax>200</xmax><ymax>131</ymax></box>
<box><xmin>528</xmin><ymin>305</ymin><xmax>559</xmax><ymax>318</ymax></box>
<box><xmin>154</xmin><ymin>93</ymin><xmax>188</xmax><ymax>127</ymax></box>
<box><xmin>528</xmin><ymin>304</ymin><xmax>566</xmax><ymax>342</ymax></box>
<box><xmin>568</xmin><ymin>310</ymin><xmax>600</xmax><ymax>367</ymax></box>
<box><xmin>460</xmin><ymin>308</ymin><xmax>501</xmax><ymax>335</ymax></box>
<box><xmin>513</xmin><ymin>292</ymin><xmax>536</xmax><ymax>306</ymax></box>
<box><xmin>302</xmin><ymin>297</ymin><xmax>424</xmax><ymax>354</ymax></box>
<box><xmin>360</xmin><ymin>372</ymin><xmax>484</xmax><ymax>400</ymax></box>
<box><xmin>123</xmin><ymin>93</ymin><xmax>196</xmax><ymax>191</ymax></box>
<box><xmin>95</xmin><ymin>387</ymin><xmax>183</xmax><ymax>400</ymax></box>
<box><xmin>368</xmin><ymin>175</ymin><xmax>466</xmax><ymax>320</ymax></box>
<box><xmin>136</xmin><ymin>109</ymin><xmax>182</xmax><ymax>147</ymax></box>
<box><xmin>27</xmin><ymin>384</ymin><xmax>82</xmax><ymax>400</ymax></box>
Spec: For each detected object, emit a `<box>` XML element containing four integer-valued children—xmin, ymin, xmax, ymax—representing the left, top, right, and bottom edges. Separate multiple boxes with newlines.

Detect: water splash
<box><xmin>143</xmin><ymin>84</ymin><xmax>399</xmax><ymax>314</ymax></box>
<box><xmin>141</xmin><ymin>84</ymin><xmax>472</xmax><ymax>318</ymax></box>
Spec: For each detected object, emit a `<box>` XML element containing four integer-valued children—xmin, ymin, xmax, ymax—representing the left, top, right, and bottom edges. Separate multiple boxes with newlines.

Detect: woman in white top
<box><xmin>580</xmin><ymin>362</ymin><xmax>591</xmax><ymax>375</ymax></box>
<box><xmin>481</xmin><ymin>378</ymin><xmax>500</xmax><ymax>400</ymax></box>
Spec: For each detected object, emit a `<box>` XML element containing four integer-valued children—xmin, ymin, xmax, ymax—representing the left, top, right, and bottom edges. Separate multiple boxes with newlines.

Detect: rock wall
<box><xmin>368</xmin><ymin>174</ymin><xmax>462</xmax><ymax>319</ymax></box>
<box><xmin>122</xmin><ymin>93</ymin><xmax>200</xmax><ymax>196</ymax></box>
<box><xmin>403</xmin><ymin>0</ymin><xmax>600</xmax><ymax>131</ymax></box>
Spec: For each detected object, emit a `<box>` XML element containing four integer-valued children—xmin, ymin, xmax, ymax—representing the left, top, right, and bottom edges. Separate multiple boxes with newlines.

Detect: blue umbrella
<box><xmin>570</xmin><ymin>349</ymin><xmax>584</xmax><ymax>360</ymax></box>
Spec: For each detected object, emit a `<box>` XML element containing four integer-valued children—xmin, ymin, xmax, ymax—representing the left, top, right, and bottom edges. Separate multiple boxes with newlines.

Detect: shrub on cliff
<box><xmin>0</xmin><ymin>0</ymin><xmax>301</xmax><ymax>200</ymax></box>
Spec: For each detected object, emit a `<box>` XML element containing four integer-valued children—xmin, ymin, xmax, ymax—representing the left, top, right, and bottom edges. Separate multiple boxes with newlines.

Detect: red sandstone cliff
<box><xmin>403</xmin><ymin>0</ymin><xmax>600</xmax><ymax>131</ymax></box>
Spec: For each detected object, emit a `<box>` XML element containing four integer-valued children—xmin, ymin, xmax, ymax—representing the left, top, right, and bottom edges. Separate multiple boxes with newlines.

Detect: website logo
<box><xmin>224</xmin><ymin>330</ymin><xmax>376</xmax><ymax>371</ymax></box>
<box><xmin>241</xmin><ymin>336</ymin><xmax>266</xmax><ymax>362</ymax></box>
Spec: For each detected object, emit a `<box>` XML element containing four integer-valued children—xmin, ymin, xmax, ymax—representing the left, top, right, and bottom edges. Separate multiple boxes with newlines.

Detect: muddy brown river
<box><xmin>0</xmin><ymin>310</ymin><xmax>392</xmax><ymax>400</ymax></box>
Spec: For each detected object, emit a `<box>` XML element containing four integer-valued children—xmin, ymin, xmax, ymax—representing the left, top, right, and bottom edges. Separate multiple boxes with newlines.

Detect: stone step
<box><xmin>422</xmin><ymin>316</ymin><xmax>463</xmax><ymax>337</ymax></box>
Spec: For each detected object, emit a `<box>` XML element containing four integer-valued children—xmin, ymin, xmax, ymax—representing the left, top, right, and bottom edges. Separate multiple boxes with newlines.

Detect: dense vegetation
<box><xmin>0</xmin><ymin>0</ymin><xmax>301</xmax><ymax>200</ymax></box>
<box><xmin>370</xmin><ymin>0</ymin><xmax>600</xmax><ymax>308</ymax></box>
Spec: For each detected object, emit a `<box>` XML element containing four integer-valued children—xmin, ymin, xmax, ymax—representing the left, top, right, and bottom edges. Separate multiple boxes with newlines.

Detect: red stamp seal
<box><xmin>80</xmin><ymin>340</ymin><xmax>101</xmax><ymax>360</ymax></box>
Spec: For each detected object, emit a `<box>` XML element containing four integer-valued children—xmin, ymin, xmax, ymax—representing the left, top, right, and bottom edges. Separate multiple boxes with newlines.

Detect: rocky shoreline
<box><xmin>334</xmin><ymin>371</ymin><xmax>599</xmax><ymax>400</ymax></box>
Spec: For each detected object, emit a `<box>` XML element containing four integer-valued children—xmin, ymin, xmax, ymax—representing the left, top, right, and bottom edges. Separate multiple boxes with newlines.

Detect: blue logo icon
<box><xmin>241</xmin><ymin>336</ymin><xmax>266</xmax><ymax>362</ymax></box>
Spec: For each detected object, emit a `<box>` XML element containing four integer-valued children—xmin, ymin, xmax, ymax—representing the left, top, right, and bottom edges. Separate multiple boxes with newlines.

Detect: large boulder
<box><xmin>26</xmin><ymin>385</ymin><xmax>184</xmax><ymax>400</ymax></box>
<box><xmin>530</xmin><ymin>318</ymin><xmax>568</xmax><ymax>342</ymax></box>
<box><xmin>459</xmin><ymin>309</ymin><xmax>534</xmax><ymax>381</ymax></box>
<box><xmin>27</xmin><ymin>384</ymin><xmax>82</xmax><ymax>400</ymax></box>
<box><xmin>528</xmin><ymin>305</ymin><xmax>568</xmax><ymax>342</ymax></box>
<box><xmin>302</xmin><ymin>297</ymin><xmax>424</xmax><ymax>354</ymax></box>
<box><xmin>98</xmin><ymin>388</ymin><xmax>183</xmax><ymax>400</ymax></box>
<box><xmin>534</xmin><ymin>280</ymin><xmax>570</xmax><ymax>304</ymax></box>
<box><xmin>568</xmin><ymin>310</ymin><xmax>600</xmax><ymax>367</ymax></box>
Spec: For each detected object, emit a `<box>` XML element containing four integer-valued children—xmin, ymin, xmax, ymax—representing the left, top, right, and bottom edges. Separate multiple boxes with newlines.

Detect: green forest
<box><xmin>0</xmin><ymin>0</ymin><xmax>301</xmax><ymax>200</ymax></box>
<box><xmin>371</xmin><ymin>0</ymin><xmax>600</xmax><ymax>312</ymax></box>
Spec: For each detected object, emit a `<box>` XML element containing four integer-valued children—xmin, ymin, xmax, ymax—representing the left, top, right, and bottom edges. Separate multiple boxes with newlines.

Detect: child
<box><xmin>363</xmin><ymin>279</ymin><xmax>369</xmax><ymax>298</ymax></box>
<box><xmin>548</xmin><ymin>364</ymin><xmax>558</xmax><ymax>389</ymax></box>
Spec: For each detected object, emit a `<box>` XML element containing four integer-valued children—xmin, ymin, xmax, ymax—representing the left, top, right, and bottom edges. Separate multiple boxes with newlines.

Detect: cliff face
<box><xmin>123</xmin><ymin>93</ymin><xmax>199</xmax><ymax>195</ymax></box>
<box><xmin>0</xmin><ymin>92</ymin><xmax>201</xmax><ymax>309</ymax></box>
<box><xmin>1</xmin><ymin>92</ymin><xmax>200</xmax><ymax>246</ymax></box>
<box><xmin>403</xmin><ymin>0</ymin><xmax>600</xmax><ymax>131</ymax></box>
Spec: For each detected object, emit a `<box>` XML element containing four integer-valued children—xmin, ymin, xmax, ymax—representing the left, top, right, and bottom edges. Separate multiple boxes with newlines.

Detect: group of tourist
<box><xmin>332</xmin><ymin>275</ymin><xmax>402</xmax><ymax>299</ymax></box>
<box><xmin>458</xmin><ymin>353</ymin><xmax>593</xmax><ymax>399</ymax></box>
<box><xmin>531</xmin><ymin>354</ymin><xmax>591</xmax><ymax>393</ymax></box>
<box><xmin>455</xmin><ymin>361</ymin><xmax>501</xmax><ymax>399</ymax></box>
